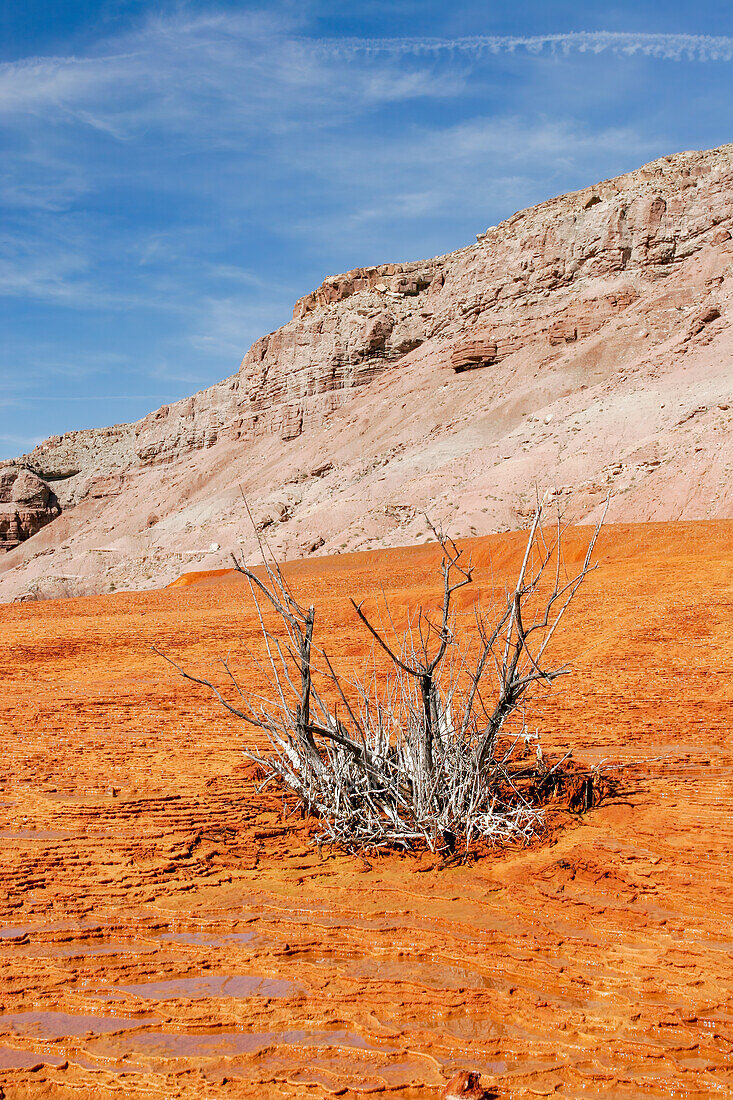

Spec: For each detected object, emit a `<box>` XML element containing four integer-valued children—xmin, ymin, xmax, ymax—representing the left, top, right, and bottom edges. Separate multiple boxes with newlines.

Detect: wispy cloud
<box><xmin>289</xmin><ymin>113</ymin><xmax>660</xmax><ymax>256</ymax></box>
<box><xmin>0</xmin><ymin>10</ymin><xmax>471</xmax><ymax>313</ymax></box>
<box><xmin>0</xmin><ymin>12</ymin><xmax>461</xmax><ymax>131</ymax></box>
<box><xmin>0</xmin><ymin>431</ymin><xmax>44</xmax><ymax>451</ymax></box>
<box><xmin>316</xmin><ymin>32</ymin><xmax>733</xmax><ymax>63</ymax></box>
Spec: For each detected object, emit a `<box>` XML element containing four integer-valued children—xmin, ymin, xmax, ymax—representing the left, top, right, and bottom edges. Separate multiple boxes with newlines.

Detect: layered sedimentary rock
<box><xmin>0</xmin><ymin>468</ymin><xmax>59</xmax><ymax>551</ymax></box>
<box><xmin>130</xmin><ymin>278</ymin><xmax>436</xmax><ymax>465</ymax></box>
<box><xmin>450</xmin><ymin>339</ymin><xmax>500</xmax><ymax>372</ymax></box>
<box><xmin>1</xmin><ymin>143</ymin><xmax>733</xmax><ymax>596</ymax></box>
<box><xmin>0</xmin><ymin>424</ymin><xmax>134</xmax><ymax>510</ymax></box>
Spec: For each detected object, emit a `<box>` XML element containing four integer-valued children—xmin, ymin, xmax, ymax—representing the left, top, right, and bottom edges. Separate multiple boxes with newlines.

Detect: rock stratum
<box><xmin>2</xmin><ymin>144</ymin><xmax>733</xmax><ymax>599</ymax></box>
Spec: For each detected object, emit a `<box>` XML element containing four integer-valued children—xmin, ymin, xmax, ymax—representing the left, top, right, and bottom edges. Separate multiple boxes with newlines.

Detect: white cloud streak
<box><xmin>316</xmin><ymin>32</ymin><xmax>733</xmax><ymax>63</ymax></box>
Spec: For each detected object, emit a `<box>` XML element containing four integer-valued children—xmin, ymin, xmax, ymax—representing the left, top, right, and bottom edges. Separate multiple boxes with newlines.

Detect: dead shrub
<box><xmin>159</xmin><ymin>497</ymin><xmax>608</xmax><ymax>855</ymax></box>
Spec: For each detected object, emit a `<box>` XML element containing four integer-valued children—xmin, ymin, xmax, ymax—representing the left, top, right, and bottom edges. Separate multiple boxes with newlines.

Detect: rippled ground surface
<box><xmin>1</xmin><ymin>521</ymin><xmax>732</xmax><ymax>1098</ymax></box>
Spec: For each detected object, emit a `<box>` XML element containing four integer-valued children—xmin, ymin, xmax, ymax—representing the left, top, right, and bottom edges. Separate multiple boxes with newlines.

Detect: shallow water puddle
<box><xmin>71</xmin><ymin>1053</ymin><xmax>147</xmax><ymax>1074</ymax></box>
<box><xmin>0</xmin><ymin>1046</ymin><xmax>67</xmax><ymax>1070</ymax></box>
<box><xmin>1</xmin><ymin>921</ymin><xmax>258</xmax><ymax>961</ymax></box>
<box><xmin>159</xmin><ymin>930</ymin><xmax>255</xmax><ymax>947</ymax></box>
<box><xmin>14</xmin><ymin>940</ymin><xmax>159</xmax><ymax>960</ymax></box>
<box><xmin>287</xmin><ymin>948</ymin><xmax>493</xmax><ymax>989</ymax></box>
<box><xmin>0</xmin><ymin>919</ymin><xmax>102</xmax><ymax>939</ymax></box>
<box><xmin>251</xmin><ymin>1052</ymin><xmax>441</xmax><ymax>1092</ymax></box>
<box><xmin>0</xmin><ymin>1011</ymin><xmax>160</xmax><ymax>1040</ymax></box>
<box><xmin>106</xmin><ymin>974</ymin><xmax>300</xmax><ymax>1000</ymax></box>
<box><xmin>0</xmin><ymin>928</ymin><xmax>30</xmax><ymax>942</ymax></box>
<box><xmin>87</xmin><ymin>1026</ymin><xmax>392</xmax><ymax>1060</ymax></box>
<box><xmin>345</xmin><ymin>957</ymin><xmax>493</xmax><ymax>990</ymax></box>
<box><xmin>0</xmin><ymin>829</ymin><xmax>74</xmax><ymax>841</ymax></box>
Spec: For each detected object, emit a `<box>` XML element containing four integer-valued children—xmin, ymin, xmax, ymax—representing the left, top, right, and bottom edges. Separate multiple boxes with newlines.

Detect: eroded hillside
<box><xmin>1</xmin><ymin>144</ymin><xmax>733</xmax><ymax>600</ymax></box>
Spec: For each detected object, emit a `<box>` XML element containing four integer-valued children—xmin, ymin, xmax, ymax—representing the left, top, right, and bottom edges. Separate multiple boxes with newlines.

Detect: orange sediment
<box><xmin>0</xmin><ymin>519</ymin><xmax>732</xmax><ymax>1098</ymax></box>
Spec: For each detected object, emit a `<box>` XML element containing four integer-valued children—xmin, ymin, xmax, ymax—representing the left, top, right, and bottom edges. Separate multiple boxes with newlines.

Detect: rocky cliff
<box><xmin>0</xmin><ymin>468</ymin><xmax>60</xmax><ymax>551</ymax></box>
<box><xmin>2</xmin><ymin>144</ymin><xmax>732</xmax><ymax>599</ymax></box>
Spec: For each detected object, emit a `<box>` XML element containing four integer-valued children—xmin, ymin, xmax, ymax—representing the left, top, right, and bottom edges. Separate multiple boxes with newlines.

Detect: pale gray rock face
<box><xmin>2</xmin><ymin>143</ymin><xmax>733</xmax><ymax>598</ymax></box>
<box><xmin>2</xmin><ymin>424</ymin><xmax>135</xmax><ymax>508</ymax></box>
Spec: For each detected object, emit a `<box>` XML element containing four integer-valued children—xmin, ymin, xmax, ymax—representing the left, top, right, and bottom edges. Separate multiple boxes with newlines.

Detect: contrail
<box><xmin>313</xmin><ymin>32</ymin><xmax>733</xmax><ymax>63</ymax></box>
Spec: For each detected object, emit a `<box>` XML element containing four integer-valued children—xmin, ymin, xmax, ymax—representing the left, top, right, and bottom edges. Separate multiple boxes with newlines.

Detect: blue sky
<box><xmin>2</xmin><ymin>1</ymin><xmax>733</xmax><ymax>459</ymax></box>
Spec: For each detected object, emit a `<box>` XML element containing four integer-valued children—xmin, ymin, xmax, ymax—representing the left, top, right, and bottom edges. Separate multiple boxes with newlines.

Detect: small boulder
<box><xmin>441</xmin><ymin>1071</ymin><xmax>490</xmax><ymax>1099</ymax></box>
<box><xmin>11</xmin><ymin>469</ymin><xmax>52</xmax><ymax>507</ymax></box>
<box><xmin>688</xmin><ymin>304</ymin><xmax>721</xmax><ymax>338</ymax></box>
<box><xmin>449</xmin><ymin>340</ymin><xmax>498</xmax><ymax>372</ymax></box>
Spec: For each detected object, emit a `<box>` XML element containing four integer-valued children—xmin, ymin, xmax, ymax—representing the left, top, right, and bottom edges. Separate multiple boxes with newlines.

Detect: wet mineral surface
<box><xmin>1</xmin><ymin>520</ymin><xmax>732</xmax><ymax>1098</ymax></box>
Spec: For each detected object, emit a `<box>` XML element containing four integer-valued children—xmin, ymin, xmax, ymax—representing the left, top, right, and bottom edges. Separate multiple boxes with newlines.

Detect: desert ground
<box><xmin>1</xmin><ymin>519</ymin><xmax>732</xmax><ymax>1098</ymax></box>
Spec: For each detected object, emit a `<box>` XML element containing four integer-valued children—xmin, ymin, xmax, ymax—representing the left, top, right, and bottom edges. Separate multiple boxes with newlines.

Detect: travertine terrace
<box><xmin>1</xmin><ymin>520</ymin><xmax>732</xmax><ymax>1097</ymax></box>
<box><xmin>2</xmin><ymin>144</ymin><xmax>733</xmax><ymax>600</ymax></box>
